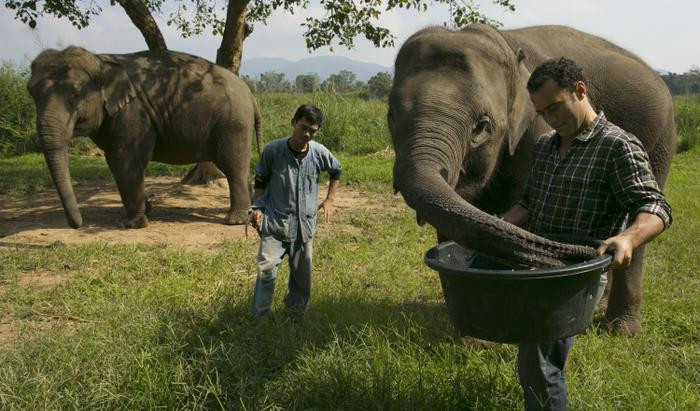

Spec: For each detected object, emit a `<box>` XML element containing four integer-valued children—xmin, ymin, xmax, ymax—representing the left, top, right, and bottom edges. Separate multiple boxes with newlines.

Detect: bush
<box><xmin>0</xmin><ymin>61</ymin><xmax>38</xmax><ymax>157</ymax></box>
<box><xmin>674</xmin><ymin>95</ymin><xmax>700</xmax><ymax>153</ymax></box>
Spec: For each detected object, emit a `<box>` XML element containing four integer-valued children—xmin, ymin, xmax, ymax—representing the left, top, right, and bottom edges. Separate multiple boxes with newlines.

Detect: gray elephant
<box><xmin>388</xmin><ymin>24</ymin><xmax>675</xmax><ymax>335</ymax></box>
<box><xmin>27</xmin><ymin>46</ymin><xmax>263</xmax><ymax>229</ymax></box>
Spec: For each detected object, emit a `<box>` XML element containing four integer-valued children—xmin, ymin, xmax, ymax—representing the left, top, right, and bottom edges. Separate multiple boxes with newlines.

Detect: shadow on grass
<box><xmin>163</xmin><ymin>294</ymin><xmax>517</xmax><ymax>409</ymax></box>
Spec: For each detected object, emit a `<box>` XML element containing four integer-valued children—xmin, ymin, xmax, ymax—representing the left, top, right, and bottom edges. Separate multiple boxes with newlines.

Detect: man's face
<box><xmin>529</xmin><ymin>78</ymin><xmax>587</xmax><ymax>139</ymax></box>
<box><xmin>291</xmin><ymin>117</ymin><xmax>320</xmax><ymax>145</ymax></box>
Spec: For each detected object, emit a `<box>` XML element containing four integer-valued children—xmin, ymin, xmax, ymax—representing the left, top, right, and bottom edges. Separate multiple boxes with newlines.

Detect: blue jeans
<box><xmin>517</xmin><ymin>272</ymin><xmax>608</xmax><ymax>410</ymax></box>
<box><xmin>250</xmin><ymin>233</ymin><xmax>313</xmax><ymax>315</ymax></box>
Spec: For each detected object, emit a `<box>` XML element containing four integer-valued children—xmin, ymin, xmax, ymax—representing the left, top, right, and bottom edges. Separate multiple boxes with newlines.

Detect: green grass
<box><xmin>0</xmin><ymin>147</ymin><xmax>698</xmax><ymax>408</ymax></box>
<box><xmin>0</xmin><ymin>153</ymin><xmax>193</xmax><ymax>196</ymax></box>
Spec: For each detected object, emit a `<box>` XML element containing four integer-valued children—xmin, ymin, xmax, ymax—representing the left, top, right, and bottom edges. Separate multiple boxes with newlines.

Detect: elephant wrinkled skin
<box><xmin>388</xmin><ymin>25</ymin><xmax>675</xmax><ymax>335</ymax></box>
<box><xmin>28</xmin><ymin>46</ymin><xmax>263</xmax><ymax>229</ymax></box>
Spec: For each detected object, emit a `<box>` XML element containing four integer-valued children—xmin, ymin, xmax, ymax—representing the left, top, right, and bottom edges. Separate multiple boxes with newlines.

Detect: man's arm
<box><xmin>317</xmin><ymin>148</ymin><xmax>342</xmax><ymax>222</ymax></box>
<box><xmin>499</xmin><ymin>203</ymin><xmax>529</xmax><ymax>227</ymax></box>
<box><xmin>602</xmin><ymin>137</ymin><xmax>672</xmax><ymax>268</ymax></box>
<box><xmin>250</xmin><ymin>146</ymin><xmax>271</xmax><ymax>231</ymax></box>
<box><xmin>318</xmin><ymin>178</ymin><xmax>340</xmax><ymax>222</ymax></box>
<box><xmin>597</xmin><ymin>212</ymin><xmax>665</xmax><ymax>269</ymax></box>
<box><xmin>249</xmin><ymin>188</ymin><xmax>265</xmax><ymax>230</ymax></box>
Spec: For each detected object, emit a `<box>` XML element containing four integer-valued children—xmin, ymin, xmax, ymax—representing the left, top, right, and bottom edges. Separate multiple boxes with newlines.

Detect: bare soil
<box><xmin>0</xmin><ymin>176</ymin><xmax>397</xmax><ymax>252</ymax></box>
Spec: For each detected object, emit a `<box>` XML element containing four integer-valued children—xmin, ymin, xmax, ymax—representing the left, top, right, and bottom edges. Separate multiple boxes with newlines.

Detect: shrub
<box><xmin>0</xmin><ymin>61</ymin><xmax>38</xmax><ymax>157</ymax></box>
<box><xmin>674</xmin><ymin>95</ymin><xmax>700</xmax><ymax>153</ymax></box>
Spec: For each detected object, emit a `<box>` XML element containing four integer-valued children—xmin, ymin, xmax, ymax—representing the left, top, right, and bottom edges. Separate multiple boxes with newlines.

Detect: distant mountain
<box><xmin>240</xmin><ymin>55</ymin><xmax>392</xmax><ymax>82</ymax></box>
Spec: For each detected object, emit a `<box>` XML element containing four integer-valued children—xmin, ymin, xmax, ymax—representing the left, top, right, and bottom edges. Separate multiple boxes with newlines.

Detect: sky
<box><xmin>1</xmin><ymin>0</ymin><xmax>698</xmax><ymax>74</ymax></box>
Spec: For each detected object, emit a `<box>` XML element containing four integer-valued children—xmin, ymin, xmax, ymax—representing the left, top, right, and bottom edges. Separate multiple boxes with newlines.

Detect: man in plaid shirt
<box><xmin>500</xmin><ymin>58</ymin><xmax>671</xmax><ymax>410</ymax></box>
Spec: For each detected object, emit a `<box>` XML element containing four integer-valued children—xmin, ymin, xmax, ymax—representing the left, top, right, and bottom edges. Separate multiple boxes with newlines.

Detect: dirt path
<box><xmin>0</xmin><ymin>176</ymin><xmax>399</xmax><ymax>252</ymax></box>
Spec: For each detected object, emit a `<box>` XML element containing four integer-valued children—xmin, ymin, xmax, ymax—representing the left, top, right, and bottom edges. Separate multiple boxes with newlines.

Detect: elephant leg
<box><xmin>105</xmin><ymin>125</ymin><xmax>155</xmax><ymax>228</ymax></box>
<box><xmin>214</xmin><ymin>131</ymin><xmax>252</xmax><ymax>225</ymax></box>
<box><xmin>105</xmin><ymin>149</ymin><xmax>151</xmax><ymax>229</ymax></box>
<box><xmin>145</xmin><ymin>198</ymin><xmax>153</xmax><ymax>216</ymax></box>
<box><xmin>604</xmin><ymin>245</ymin><xmax>646</xmax><ymax>336</ymax></box>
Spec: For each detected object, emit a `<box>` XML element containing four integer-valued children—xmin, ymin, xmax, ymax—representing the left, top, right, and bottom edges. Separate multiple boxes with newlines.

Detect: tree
<box><xmin>7</xmin><ymin>0</ymin><xmax>517</xmax><ymax>68</ymax></box>
<box><xmin>660</xmin><ymin>69</ymin><xmax>700</xmax><ymax>95</ymax></box>
<box><xmin>241</xmin><ymin>74</ymin><xmax>258</xmax><ymax>93</ymax></box>
<box><xmin>6</xmin><ymin>0</ymin><xmax>517</xmax><ymax>182</ymax></box>
<box><xmin>258</xmin><ymin>71</ymin><xmax>292</xmax><ymax>93</ymax></box>
<box><xmin>367</xmin><ymin>72</ymin><xmax>393</xmax><ymax>99</ymax></box>
<box><xmin>295</xmin><ymin>74</ymin><xmax>321</xmax><ymax>93</ymax></box>
<box><xmin>323</xmin><ymin>70</ymin><xmax>357</xmax><ymax>93</ymax></box>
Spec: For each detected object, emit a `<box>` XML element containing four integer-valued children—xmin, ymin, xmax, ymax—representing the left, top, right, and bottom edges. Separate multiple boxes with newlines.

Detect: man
<box><xmin>499</xmin><ymin>58</ymin><xmax>672</xmax><ymax>410</ymax></box>
<box><xmin>249</xmin><ymin>104</ymin><xmax>342</xmax><ymax>316</ymax></box>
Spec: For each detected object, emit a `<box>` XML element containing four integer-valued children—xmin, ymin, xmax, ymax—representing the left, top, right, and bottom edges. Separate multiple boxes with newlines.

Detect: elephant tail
<box><xmin>251</xmin><ymin>94</ymin><xmax>264</xmax><ymax>156</ymax></box>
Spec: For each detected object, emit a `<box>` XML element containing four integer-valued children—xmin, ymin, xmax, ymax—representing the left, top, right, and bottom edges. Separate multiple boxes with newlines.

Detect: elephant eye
<box><xmin>471</xmin><ymin>116</ymin><xmax>492</xmax><ymax>145</ymax></box>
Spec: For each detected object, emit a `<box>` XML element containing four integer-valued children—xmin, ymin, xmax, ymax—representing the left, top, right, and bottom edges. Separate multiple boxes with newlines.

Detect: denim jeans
<box><xmin>250</xmin><ymin>233</ymin><xmax>313</xmax><ymax>315</ymax></box>
<box><xmin>517</xmin><ymin>272</ymin><xmax>608</xmax><ymax>410</ymax></box>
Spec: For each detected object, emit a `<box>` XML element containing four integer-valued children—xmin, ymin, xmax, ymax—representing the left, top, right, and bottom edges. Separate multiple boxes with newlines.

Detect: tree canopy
<box><xmin>4</xmin><ymin>0</ymin><xmax>516</xmax><ymax>182</ymax></box>
<box><xmin>661</xmin><ymin>67</ymin><xmax>700</xmax><ymax>95</ymax></box>
<box><xmin>6</xmin><ymin>1</ymin><xmax>516</xmax><ymax>54</ymax></box>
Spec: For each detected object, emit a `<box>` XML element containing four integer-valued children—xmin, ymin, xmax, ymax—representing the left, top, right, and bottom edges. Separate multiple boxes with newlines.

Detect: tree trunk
<box><xmin>216</xmin><ymin>0</ymin><xmax>251</xmax><ymax>74</ymax></box>
<box><xmin>116</xmin><ymin>0</ymin><xmax>167</xmax><ymax>50</ymax></box>
<box><xmin>182</xmin><ymin>0</ymin><xmax>254</xmax><ymax>185</ymax></box>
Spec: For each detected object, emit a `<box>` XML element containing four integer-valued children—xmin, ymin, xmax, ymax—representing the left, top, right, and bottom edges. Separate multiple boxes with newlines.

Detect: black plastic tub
<box><xmin>424</xmin><ymin>234</ymin><xmax>611</xmax><ymax>343</ymax></box>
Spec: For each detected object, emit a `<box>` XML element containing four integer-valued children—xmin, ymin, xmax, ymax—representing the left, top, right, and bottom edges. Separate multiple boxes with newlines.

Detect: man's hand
<box><xmin>597</xmin><ymin>234</ymin><xmax>634</xmax><ymax>269</ymax></box>
<box><xmin>248</xmin><ymin>209</ymin><xmax>263</xmax><ymax>231</ymax></box>
<box><xmin>318</xmin><ymin>199</ymin><xmax>335</xmax><ymax>222</ymax></box>
<box><xmin>596</xmin><ymin>212</ymin><xmax>666</xmax><ymax>270</ymax></box>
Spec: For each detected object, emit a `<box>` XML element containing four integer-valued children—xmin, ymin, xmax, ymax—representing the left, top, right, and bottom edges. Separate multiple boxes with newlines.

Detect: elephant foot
<box><xmin>224</xmin><ymin>209</ymin><xmax>249</xmax><ymax>225</ymax></box>
<box><xmin>121</xmin><ymin>215</ymin><xmax>149</xmax><ymax>229</ymax></box>
<box><xmin>601</xmin><ymin>315</ymin><xmax>641</xmax><ymax>337</ymax></box>
<box><xmin>145</xmin><ymin>199</ymin><xmax>153</xmax><ymax>216</ymax></box>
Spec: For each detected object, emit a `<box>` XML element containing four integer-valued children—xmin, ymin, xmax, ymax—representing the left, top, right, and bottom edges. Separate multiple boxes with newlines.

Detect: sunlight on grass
<box><xmin>0</xmin><ymin>148</ymin><xmax>698</xmax><ymax>408</ymax></box>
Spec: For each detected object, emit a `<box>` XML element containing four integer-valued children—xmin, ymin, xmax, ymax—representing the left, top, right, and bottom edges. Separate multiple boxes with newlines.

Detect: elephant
<box><xmin>388</xmin><ymin>24</ymin><xmax>675</xmax><ymax>336</ymax></box>
<box><xmin>27</xmin><ymin>46</ymin><xmax>263</xmax><ymax>229</ymax></box>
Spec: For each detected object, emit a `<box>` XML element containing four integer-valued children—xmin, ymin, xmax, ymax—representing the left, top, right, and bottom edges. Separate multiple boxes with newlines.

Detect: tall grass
<box><xmin>257</xmin><ymin>92</ymin><xmax>390</xmax><ymax>155</ymax></box>
<box><xmin>2</xmin><ymin>60</ymin><xmax>696</xmax><ymax>157</ymax></box>
<box><xmin>674</xmin><ymin>94</ymin><xmax>700</xmax><ymax>152</ymax></box>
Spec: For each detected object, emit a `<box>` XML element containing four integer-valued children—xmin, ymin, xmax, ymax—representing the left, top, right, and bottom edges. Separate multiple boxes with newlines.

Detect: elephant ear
<box><xmin>97</xmin><ymin>55</ymin><xmax>136</xmax><ymax>116</ymax></box>
<box><xmin>507</xmin><ymin>48</ymin><xmax>537</xmax><ymax>156</ymax></box>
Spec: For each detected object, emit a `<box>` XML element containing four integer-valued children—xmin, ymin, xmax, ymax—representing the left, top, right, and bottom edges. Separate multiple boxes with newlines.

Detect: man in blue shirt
<box><xmin>249</xmin><ymin>104</ymin><xmax>342</xmax><ymax>316</ymax></box>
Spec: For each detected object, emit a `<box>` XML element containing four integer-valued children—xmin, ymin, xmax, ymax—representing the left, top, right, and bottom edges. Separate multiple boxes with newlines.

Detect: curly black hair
<box><xmin>527</xmin><ymin>57</ymin><xmax>586</xmax><ymax>93</ymax></box>
<box><xmin>293</xmin><ymin>104</ymin><xmax>323</xmax><ymax>125</ymax></box>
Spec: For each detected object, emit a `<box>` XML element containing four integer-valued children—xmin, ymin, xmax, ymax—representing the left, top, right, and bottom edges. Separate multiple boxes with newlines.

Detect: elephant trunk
<box><xmin>395</xmin><ymin>142</ymin><xmax>597</xmax><ymax>268</ymax></box>
<box><xmin>38</xmin><ymin>107</ymin><xmax>83</xmax><ymax>229</ymax></box>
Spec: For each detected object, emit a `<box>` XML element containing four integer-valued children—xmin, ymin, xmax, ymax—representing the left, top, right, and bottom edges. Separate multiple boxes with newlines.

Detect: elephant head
<box><xmin>389</xmin><ymin>25</ymin><xmax>596</xmax><ymax>268</ymax></box>
<box><xmin>27</xmin><ymin>46</ymin><xmax>136</xmax><ymax>228</ymax></box>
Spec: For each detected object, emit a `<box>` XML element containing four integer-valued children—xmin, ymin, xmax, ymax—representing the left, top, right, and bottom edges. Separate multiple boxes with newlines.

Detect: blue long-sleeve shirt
<box><xmin>252</xmin><ymin>138</ymin><xmax>341</xmax><ymax>242</ymax></box>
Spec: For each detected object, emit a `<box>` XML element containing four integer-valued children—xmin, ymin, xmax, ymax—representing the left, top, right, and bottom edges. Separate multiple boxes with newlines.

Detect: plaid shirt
<box><xmin>520</xmin><ymin>112</ymin><xmax>672</xmax><ymax>240</ymax></box>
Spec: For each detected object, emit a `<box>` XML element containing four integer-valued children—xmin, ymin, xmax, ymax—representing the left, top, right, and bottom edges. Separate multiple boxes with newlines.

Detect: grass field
<box><xmin>0</xmin><ymin>133</ymin><xmax>698</xmax><ymax>409</ymax></box>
